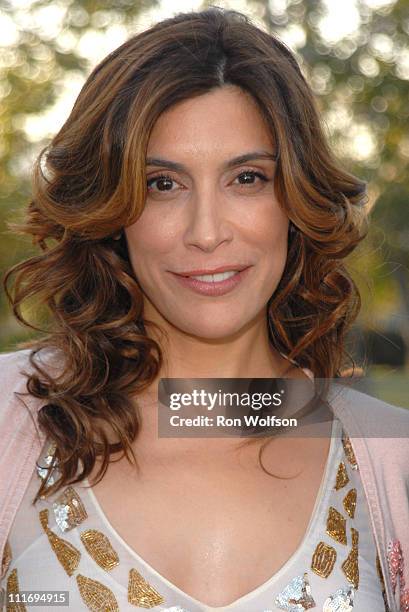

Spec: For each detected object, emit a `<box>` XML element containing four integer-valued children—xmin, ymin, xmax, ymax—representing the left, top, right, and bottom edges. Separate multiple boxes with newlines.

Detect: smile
<box><xmin>170</xmin><ymin>267</ymin><xmax>252</xmax><ymax>296</ymax></box>
<box><xmin>188</xmin><ymin>270</ymin><xmax>238</xmax><ymax>282</ymax></box>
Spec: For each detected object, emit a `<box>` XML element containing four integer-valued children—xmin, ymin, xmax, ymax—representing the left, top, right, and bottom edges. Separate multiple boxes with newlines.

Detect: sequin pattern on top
<box><xmin>326</xmin><ymin>507</ymin><xmax>347</xmax><ymax>545</ymax></box>
<box><xmin>341</xmin><ymin>436</ymin><xmax>358</xmax><ymax>471</ymax></box>
<box><xmin>401</xmin><ymin>589</ymin><xmax>409</xmax><ymax>612</ymax></box>
<box><xmin>53</xmin><ymin>486</ymin><xmax>88</xmax><ymax>532</ymax></box>
<box><xmin>34</xmin><ymin>447</ymin><xmax>168</xmax><ymax>612</ymax></box>
<box><xmin>76</xmin><ymin>574</ymin><xmax>119</xmax><ymax>612</ymax></box>
<box><xmin>3</xmin><ymin>427</ymin><xmax>387</xmax><ymax>612</ymax></box>
<box><xmin>6</xmin><ymin>568</ymin><xmax>27</xmax><ymax>612</ymax></box>
<box><xmin>341</xmin><ymin>528</ymin><xmax>359</xmax><ymax>589</ymax></box>
<box><xmin>311</xmin><ymin>542</ymin><xmax>337</xmax><ymax>578</ymax></box>
<box><xmin>39</xmin><ymin>508</ymin><xmax>81</xmax><ymax>576</ymax></box>
<box><xmin>387</xmin><ymin>539</ymin><xmax>409</xmax><ymax>612</ymax></box>
<box><xmin>343</xmin><ymin>489</ymin><xmax>357</xmax><ymax>519</ymax></box>
<box><xmin>309</xmin><ymin>424</ymin><xmax>362</xmax><ymax>608</ymax></box>
<box><xmin>388</xmin><ymin>539</ymin><xmax>404</xmax><ymax>595</ymax></box>
<box><xmin>322</xmin><ymin>585</ymin><xmax>354</xmax><ymax>611</ymax></box>
<box><xmin>334</xmin><ymin>462</ymin><xmax>349</xmax><ymax>490</ymax></box>
<box><xmin>36</xmin><ymin>441</ymin><xmax>61</xmax><ymax>488</ymax></box>
<box><xmin>80</xmin><ymin>529</ymin><xmax>119</xmax><ymax>571</ymax></box>
<box><xmin>274</xmin><ymin>572</ymin><xmax>316</xmax><ymax>611</ymax></box>
<box><xmin>128</xmin><ymin>567</ymin><xmax>165</xmax><ymax>608</ymax></box>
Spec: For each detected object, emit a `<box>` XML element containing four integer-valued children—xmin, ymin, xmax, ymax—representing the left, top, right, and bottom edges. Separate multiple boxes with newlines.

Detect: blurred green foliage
<box><xmin>1</xmin><ymin>0</ymin><xmax>409</xmax><ymax>359</ymax></box>
<box><xmin>247</xmin><ymin>0</ymin><xmax>409</xmax><ymax>337</ymax></box>
<box><xmin>0</xmin><ymin>0</ymin><xmax>159</xmax><ymax>347</ymax></box>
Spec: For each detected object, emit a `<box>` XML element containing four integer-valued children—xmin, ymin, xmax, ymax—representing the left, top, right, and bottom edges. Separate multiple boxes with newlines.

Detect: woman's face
<box><xmin>124</xmin><ymin>85</ymin><xmax>289</xmax><ymax>339</ymax></box>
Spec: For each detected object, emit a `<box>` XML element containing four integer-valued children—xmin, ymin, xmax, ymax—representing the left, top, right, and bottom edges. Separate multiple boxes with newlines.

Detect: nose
<box><xmin>183</xmin><ymin>186</ymin><xmax>233</xmax><ymax>252</ymax></box>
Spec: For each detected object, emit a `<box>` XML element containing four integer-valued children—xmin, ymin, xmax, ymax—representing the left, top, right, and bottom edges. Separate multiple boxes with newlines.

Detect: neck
<box><xmin>144</xmin><ymin>304</ymin><xmax>296</xmax><ymax>382</ymax></box>
<box><xmin>117</xmin><ymin>310</ymin><xmax>306</xmax><ymax>461</ymax></box>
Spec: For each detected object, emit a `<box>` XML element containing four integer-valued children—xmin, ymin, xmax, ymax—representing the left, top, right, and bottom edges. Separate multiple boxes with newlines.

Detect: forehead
<box><xmin>146</xmin><ymin>85</ymin><xmax>275</xmax><ymax>161</ymax></box>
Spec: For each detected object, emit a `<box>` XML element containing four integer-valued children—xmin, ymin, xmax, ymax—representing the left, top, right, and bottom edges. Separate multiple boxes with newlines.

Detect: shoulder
<box><xmin>0</xmin><ymin>345</ymin><xmax>64</xmax><ymax>382</ymax></box>
<box><xmin>0</xmin><ymin>347</ymin><xmax>32</xmax><ymax>382</ymax></box>
<box><xmin>0</xmin><ymin>346</ymin><xmax>63</xmax><ymax>428</ymax></box>
<box><xmin>0</xmin><ymin>349</ymin><xmax>39</xmax><ymax>441</ymax></box>
<box><xmin>329</xmin><ymin>381</ymin><xmax>409</xmax><ymax>436</ymax></box>
<box><xmin>329</xmin><ymin>382</ymin><xmax>409</xmax><ymax>464</ymax></box>
<box><xmin>0</xmin><ymin>348</ymin><xmax>35</xmax><ymax>415</ymax></box>
<box><xmin>330</xmin><ymin>384</ymin><xmax>409</xmax><ymax>611</ymax></box>
<box><xmin>0</xmin><ymin>350</ymin><xmax>50</xmax><ymax>566</ymax></box>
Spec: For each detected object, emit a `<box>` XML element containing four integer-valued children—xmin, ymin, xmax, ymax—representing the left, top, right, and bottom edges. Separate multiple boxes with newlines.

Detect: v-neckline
<box><xmin>80</xmin><ymin>417</ymin><xmax>341</xmax><ymax>610</ymax></box>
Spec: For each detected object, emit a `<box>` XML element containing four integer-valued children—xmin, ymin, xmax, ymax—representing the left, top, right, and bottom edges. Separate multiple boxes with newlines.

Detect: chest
<box><xmin>3</xmin><ymin>432</ymin><xmax>387</xmax><ymax>612</ymax></box>
<box><xmin>87</xmin><ymin>439</ymin><xmax>330</xmax><ymax>607</ymax></box>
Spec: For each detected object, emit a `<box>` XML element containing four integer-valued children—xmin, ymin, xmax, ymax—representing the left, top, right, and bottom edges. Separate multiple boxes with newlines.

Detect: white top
<box><xmin>1</xmin><ymin>417</ymin><xmax>386</xmax><ymax>611</ymax></box>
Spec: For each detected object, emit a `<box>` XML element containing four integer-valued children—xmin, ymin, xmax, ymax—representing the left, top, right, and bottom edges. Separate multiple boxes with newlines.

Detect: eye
<box><xmin>147</xmin><ymin>174</ymin><xmax>180</xmax><ymax>193</ymax></box>
<box><xmin>233</xmin><ymin>170</ymin><xmax>269</xmax><ymax>187</ymax></box>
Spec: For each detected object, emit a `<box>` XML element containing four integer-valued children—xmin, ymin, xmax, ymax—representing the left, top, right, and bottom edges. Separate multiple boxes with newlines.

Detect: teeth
<box><xmin>189</xmin><ymin>270</ymin><xmax>238</xmax><ymax>282</ymax></box>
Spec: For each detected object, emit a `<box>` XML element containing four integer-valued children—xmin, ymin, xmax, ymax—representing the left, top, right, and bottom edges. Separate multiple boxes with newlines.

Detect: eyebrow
<box><xmin>145</xmin><ymin>150</ymin><xmax>278</xmax><ymax>172</ymax></box>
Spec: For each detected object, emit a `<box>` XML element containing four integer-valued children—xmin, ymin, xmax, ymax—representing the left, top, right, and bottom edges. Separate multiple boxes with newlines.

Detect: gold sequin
<box><xmin>6</xmin><ymin>568</ymin><xmax>27</xmax><ymax>612</ymax></box>
<box><xmin>80</xmin><ymin>529</ymin><xmax>119</xmax><ymax>571</ymax></box>
<box><xmin>343</xmin><ymin>488</ymin><xmax>357</xmax><ymax>519</ymax></box>
<box><xmin>342</xmin><ymin>527</ymin><xmax>359</xmax><ymax>589</ymax></box>
<box><xmin>1</xmin><ymin>540</ymin><xmax>12</xmax><ymax>579</ymax></box>
<box><xmin>326</xmin><ymin>506</ymin><xmax>347</xmax><ymax>545</ymax></box>
<box><xmin>128</xmin><ymin>568</ymin><xmax>165</xmax><ymax>608</ymax></box>
<box><xmin>53</xmin><ymin>486</ymin><xmax>88</xmax><ymax>532</ymax></box>
<box><xmin>76</xmin><ymin>574</ymin><xmax>119</xmax><ymax>612</ymax></box>
<box><xmin>334</xmin><ymin>461</ymin><xmax>349</xmax><ymax>490</ymax></box>
<box><xmin>39</xmin><ymin>508</ymin><xmax>80</xmax><ymax>576</ymax></box>
<box><xmin>342</xmin><ymin>435</ymin><xmax>358</xmax><ymax>470</ymax></box>
<box><xmin>311</xmin><ymin>541</ymin><xmax>337</xmax><ymax>578</ymax></box>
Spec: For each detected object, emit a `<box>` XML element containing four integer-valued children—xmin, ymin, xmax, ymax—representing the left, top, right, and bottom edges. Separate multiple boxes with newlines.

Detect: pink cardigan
<box><xmin>1</xmin><ymin>348</ymin><xmax>409</xmax><ymax>611</ymax></box>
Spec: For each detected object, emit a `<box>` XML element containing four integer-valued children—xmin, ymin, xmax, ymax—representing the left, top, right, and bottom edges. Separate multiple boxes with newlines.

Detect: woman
<box><xmin>1</xmin><ymin>7</ymin><xmax>408</xmax><ymax>612</ymax></box>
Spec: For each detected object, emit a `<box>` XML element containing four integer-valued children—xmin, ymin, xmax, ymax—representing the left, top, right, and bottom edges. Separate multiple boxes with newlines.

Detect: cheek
<box><xmin>249</xmin><ymin>208</ymin><xmax>289</xmax><ymax>292</ymax></box>
<box><xmin>248</xmin><ymin>204</ymin><xmax>289</xmax><ymax>255</ymax></box>
<box><xmin>124</xmin><ymin>213</ymin><xmax>178</xmax><ymax>272</ymax></box>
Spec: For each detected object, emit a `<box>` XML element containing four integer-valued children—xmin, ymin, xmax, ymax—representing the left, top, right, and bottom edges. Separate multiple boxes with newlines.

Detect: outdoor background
<box><xmin>0</xmin><ymin>0</ymin><xmax>408</xmax><ymax>405</ymax></box>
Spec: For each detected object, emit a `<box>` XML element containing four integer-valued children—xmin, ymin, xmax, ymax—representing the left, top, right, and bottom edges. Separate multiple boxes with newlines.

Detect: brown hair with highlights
<box><xmin>3</xmin><ymin>7</ymin><xmax>368</xmax><ymax>501</ymax></box>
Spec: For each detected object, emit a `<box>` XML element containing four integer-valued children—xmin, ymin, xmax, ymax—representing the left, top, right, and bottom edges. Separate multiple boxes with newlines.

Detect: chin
<box><xmin>168</xmin><ymin>314</ymin><xmax>252</xmax><ymax>341</ymax></box>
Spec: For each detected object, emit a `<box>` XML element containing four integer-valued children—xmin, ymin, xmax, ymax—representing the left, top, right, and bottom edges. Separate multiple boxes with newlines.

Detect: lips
<box><xmin>173</xmin><ymin>264</ymin><xmax>251</xmax><ymax>277</ymax></box>
<box><xmin>169</xmin><ymin>266</ymin><xmax>252</xmax><ymax>296</ymax></box>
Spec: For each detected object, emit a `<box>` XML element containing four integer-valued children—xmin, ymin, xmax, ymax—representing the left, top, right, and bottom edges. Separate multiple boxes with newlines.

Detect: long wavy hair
<box><xmin>4</xmin><ymin>7</ymin><xmax>368</xmax><ymax>502</ymax></box>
